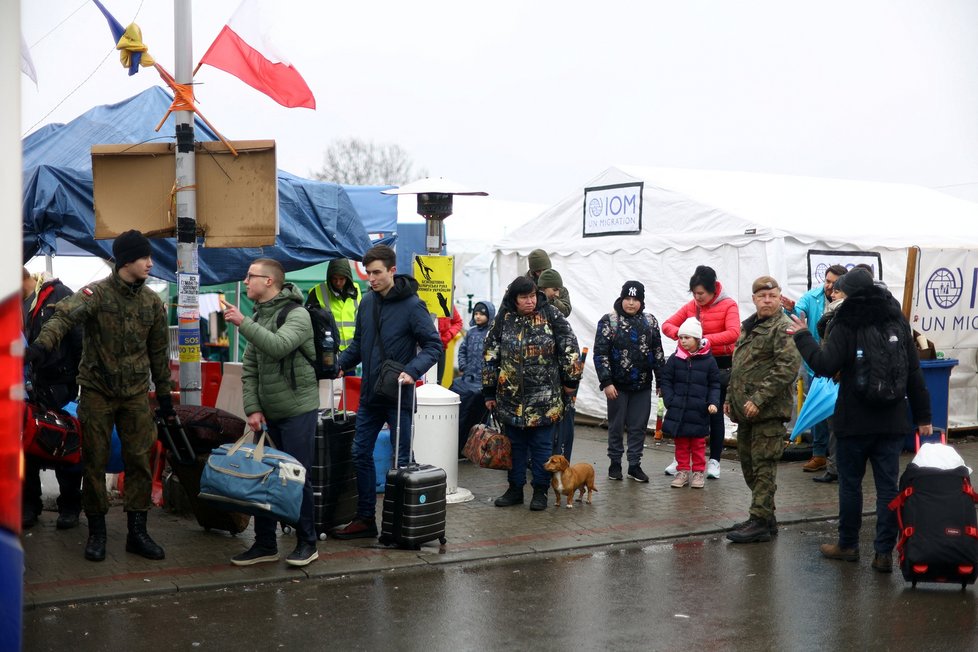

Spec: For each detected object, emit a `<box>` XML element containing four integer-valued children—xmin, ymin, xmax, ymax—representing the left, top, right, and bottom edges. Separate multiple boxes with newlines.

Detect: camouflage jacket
<box><xmin>483</xmin><ymin>293</ymin><xmax>582</xmax><ymax>429</ymax></box>
<box><xmin>34</xmin><ymin>271</ymin><xmax>171</xmax><ymax>399</ymax></box>
<box><xmin>725</xmin><ymin>310</ymin><xmax>800</xmax><ymax>423</ymax></box>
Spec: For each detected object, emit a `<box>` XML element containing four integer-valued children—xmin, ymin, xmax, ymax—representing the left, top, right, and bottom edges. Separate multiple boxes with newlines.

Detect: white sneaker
<box><xmin>707</xmin><ymin>459</ymin><xmax>721</xmax><ymax>479</ymax></box>
<box><xmin>664</xmin><ymin>460</ymin><xmax>678</xmax><ymax>476</ymax></box>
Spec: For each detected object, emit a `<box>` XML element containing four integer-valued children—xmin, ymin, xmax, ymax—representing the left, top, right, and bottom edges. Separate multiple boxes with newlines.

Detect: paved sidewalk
<box><xmin>22</xmin><ymin>426</ymin><xmax>977</xmax><ymax>608</ymax></box>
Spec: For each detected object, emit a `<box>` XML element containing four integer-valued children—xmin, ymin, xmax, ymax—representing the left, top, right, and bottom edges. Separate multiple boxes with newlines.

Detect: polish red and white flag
<box><xmin>198</xmin><ymin>0</ymin><xmax>316</xmax><ymax>109</ymax></box>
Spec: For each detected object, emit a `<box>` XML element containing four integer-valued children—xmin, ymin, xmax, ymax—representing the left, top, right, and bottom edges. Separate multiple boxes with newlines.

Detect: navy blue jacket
<box><xmin>338</xmin><ymin>275</ymin><xmax>442</xmax><ymax>404</ymax></box>
<box><xmin>659</xmin><ymin>341</ymin><xmax>721</xmax><ymax>438</ymax></box>
<box><xmin>452</xmin><ymin>301</ymin><xmax>496</xmax><ymax>394</ymax></box>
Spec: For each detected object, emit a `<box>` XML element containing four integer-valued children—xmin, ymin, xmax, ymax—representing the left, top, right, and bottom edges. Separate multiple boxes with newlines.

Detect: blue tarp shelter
<box><xmin>22</xmin><ymin>88</ymin><xmax>397</xmax><ymax>285</ymax></box>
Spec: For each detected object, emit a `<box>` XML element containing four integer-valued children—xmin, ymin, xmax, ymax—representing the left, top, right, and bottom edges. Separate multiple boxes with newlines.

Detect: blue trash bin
<box><xmin>905</xmin><ymin>358</ymin><xmax>957</xmax><ymax>450</ymax></box>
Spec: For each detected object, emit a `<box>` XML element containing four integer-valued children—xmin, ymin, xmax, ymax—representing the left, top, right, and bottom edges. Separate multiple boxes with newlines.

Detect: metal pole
<box><xmin>173</xmin><ymin>0</ymin><xmax>201</xmax><ymax>405</ymax></box>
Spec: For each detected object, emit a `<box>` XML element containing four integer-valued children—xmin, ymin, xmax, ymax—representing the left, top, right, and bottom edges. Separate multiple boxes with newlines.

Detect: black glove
<box><xmin>23</xmin><ymin>342</ymin><xmax>45</xmax><ymax>366</ymax></box>
<box><xmin>155</xmin><ymin>393</ymin><xmax>176</xmax><ymax>421</ymax></box>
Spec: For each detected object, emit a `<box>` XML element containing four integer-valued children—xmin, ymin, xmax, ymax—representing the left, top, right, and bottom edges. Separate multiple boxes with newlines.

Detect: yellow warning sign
<box><xmin>413</xmin><ymin>254</ymin><xmax>454</xmax><ymax>317</ymax></box>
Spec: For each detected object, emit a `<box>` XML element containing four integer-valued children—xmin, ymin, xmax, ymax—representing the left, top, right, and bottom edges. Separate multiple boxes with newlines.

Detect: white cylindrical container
<box><xmin>413</xmin><ymin>383</ymin><xmax>461</xmax><ymax>494</ymax></box>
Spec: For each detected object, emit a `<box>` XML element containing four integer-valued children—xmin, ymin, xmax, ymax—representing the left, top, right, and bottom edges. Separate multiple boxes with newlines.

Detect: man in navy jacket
<box><xmin>332</xmin><ymin>245</ymin><xmax>442</xmax><ymax>539</ymax></box>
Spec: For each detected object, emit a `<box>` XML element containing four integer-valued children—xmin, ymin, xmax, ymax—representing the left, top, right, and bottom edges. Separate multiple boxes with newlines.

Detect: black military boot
<box><xmin>84</xmin><ymin>514</ymin><xmax>107</xmax><ymax>562</ymax></box>
<box><xmin>126</xmin><ymin>511</ymin><xmax>166</xmax><ymax>560</ymax></box>
<box><xmin>494</xmin><ymin>483</ymin><xmax>524</xmax><ymax>507</ymax></box>
<box><xmin>726</xmin><ymin>517</ymin><xmax>773</xmax><ymax>544</ymax></box>
<box><xmin>529</xmin><ymin>484</ymin><xmax>549</xmax><ymax>511</ymax></box>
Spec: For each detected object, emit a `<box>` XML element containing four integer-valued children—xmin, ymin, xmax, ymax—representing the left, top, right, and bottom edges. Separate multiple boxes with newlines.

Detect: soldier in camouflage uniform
<box><xmin>484</xmin><ymin>276</ymin><xmax>582</xmax><ymax>511</ymax></box>
<box><xmin>26</xmin><ymin>230</ymin><xmax>173</xmax><ymax>562</ymax></box>
<box><xmin>724</xmin><ymin>276</ymin><xmax>801</xmax><ymax>544</ymax></box>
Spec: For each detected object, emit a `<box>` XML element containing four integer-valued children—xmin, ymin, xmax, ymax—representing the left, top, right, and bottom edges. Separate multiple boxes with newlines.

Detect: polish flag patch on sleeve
<box><xmin>82</xmin><ymin>287</ymin><xmax>94</xmax><ymax>296</ymax></box>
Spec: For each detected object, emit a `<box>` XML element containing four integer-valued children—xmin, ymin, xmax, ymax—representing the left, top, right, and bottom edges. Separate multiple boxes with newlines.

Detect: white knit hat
<box><xmin>678</xmin><ymin>317</ymin><xmax>703</xmax><ymax>340</ymax></box>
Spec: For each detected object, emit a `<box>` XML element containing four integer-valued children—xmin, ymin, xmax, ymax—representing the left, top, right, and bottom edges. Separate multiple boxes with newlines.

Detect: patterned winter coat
<box><xmin>725</xmin><ymin>310</ymin><xmax>801</xmax><ymax>423</ymax></box>
<box><xmin>661</xmin><ymin>282</ymin><xmax>741</xmax><ymax>357</ymax></box>
<box><xmin>659</xmin><ymin>340</ymin><xmax>721</xmax><ymax>438</ymax></box>
<box><xmin>482</xmin><ymin>292</ymin><xmax>581</xmax><ymax>429</ymax></box>
<box><xmin>592</xmin><ymin>300</ymin><xmax>665</xmax><ymax>392</ymax></box>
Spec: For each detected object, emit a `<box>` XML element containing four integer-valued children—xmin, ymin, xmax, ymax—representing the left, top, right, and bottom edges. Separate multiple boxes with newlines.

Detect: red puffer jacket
<box><xmin>661</xmin><ymin>282</ymin><xmax>741</xmax><ymax>357</ymax></box>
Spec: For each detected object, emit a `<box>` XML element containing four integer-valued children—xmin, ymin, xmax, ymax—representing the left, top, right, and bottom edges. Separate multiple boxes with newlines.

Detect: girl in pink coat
<box><xmin>661</xmin><ymin>265</ymin><xmax>740</xmax><ymax>479</ymax></box>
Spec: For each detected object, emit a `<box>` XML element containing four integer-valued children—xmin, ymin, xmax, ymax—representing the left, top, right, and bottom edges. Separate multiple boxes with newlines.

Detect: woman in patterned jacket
<box><xmin>483</xmin><ymin>276</ymin><xmax>582</xmax><ymax>512</ymax></box>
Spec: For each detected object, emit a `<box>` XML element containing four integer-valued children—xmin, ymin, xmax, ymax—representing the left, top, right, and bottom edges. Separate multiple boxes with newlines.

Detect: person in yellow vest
<box><xmin>305</xmin><ymin>259</ymin><xmax>360</xmax><ymax>352</ymax></box>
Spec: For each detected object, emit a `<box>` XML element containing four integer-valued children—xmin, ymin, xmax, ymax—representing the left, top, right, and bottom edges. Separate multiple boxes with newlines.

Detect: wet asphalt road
<box><xmin>24</xmin><ymin>519</ymin><xmax>977</xmax><ymax>652</ymax></box>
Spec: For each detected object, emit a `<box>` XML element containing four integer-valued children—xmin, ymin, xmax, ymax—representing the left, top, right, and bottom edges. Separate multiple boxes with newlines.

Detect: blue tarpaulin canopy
<box><xmin>22</xmin><ymin>87</ymin><xmax>397</xmax><ymax>285</ymax></box>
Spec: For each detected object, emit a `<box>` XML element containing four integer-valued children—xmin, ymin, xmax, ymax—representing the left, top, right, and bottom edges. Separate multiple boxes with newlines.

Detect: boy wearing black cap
<box><xmin>593</xmin><ymin>281</ymin><xmax>665</xmax><ymax>482</ymax></box>
<box><xmin>26</xmin><ymin>229</ymin><xmax>173</xmax><ymax>563</ymax></box>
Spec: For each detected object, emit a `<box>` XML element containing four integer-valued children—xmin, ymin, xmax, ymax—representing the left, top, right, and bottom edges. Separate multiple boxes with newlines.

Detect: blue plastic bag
<box><xmin>791</xmin><ymin>376</ymin><xmax>839</xmax><ymax>441</ymax></box>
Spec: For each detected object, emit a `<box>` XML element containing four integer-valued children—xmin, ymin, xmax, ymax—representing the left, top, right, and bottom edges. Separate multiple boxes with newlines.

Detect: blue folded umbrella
<box><xmin>791</xmin><ymin>376</ymin><xmax>839</xmax><ymax>441</ymax></box>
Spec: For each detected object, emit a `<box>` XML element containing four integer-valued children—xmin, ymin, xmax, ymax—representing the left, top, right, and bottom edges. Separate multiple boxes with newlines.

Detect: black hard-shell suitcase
<box><xmin>312</xmin><ymin>380</ymin><xmax>359</xmax><ymax>539</ymax></box>
<box><xmin>889</xmin><ymin>461</ymin><xmax>978</xmax><ymax>588</ymax></box>
<box><xmin>378</xmin><ymin>382</ymin><xmax>447</xmax><ymax>550</ymax></box>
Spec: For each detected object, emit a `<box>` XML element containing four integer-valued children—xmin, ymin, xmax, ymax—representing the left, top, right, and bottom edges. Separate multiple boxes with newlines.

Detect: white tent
<box><xmin>492</xmin><ymin>166</ymin><xmax>978</xmax><ymax>428</ymax></box>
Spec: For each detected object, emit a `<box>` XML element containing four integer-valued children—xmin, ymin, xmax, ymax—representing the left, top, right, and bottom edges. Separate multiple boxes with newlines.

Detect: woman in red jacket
<box><xmin>661</xmin><ymin>265</ymin><xmax>740</xmax><ymax>479</ymax></box>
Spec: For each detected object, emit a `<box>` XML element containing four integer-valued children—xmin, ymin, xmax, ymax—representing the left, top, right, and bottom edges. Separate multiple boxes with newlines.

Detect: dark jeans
<box><xmin>23</xmin><ymin>457</ymin><xmax>82</xmax><ymax>515</ymax></box>
<box><xmin>351</xmin><ymin>399</ymin><xmax>414</xmax><ymax>520</ymax></box>
<box><xmin>554</xmin><ymin>403</ymin><xmax>576</xmax><ymax>461</ymax></box>
<box><xmin>710</xmin><ymin>357</ymin><xmax>732</xmax><ymax>461</ymax></box>
<box><xmin>607</xmin><ymin>387</ymin><xmax>653</xmax><ymax>466</ymax></box>
<box><xmin>836</xmin><ymin>433</ymin><xmax>904</xmax><ymax>553</ymax></box>
<box><xmin>507</xmin><ymin>423</ymin><xmax>555</xmax><ymax>487</ymax></box>
<box><xmin>454</xmin><ymin>388</ymin><xmax>485</xmax><ymax>455</ymax></box>
<box><xmin>254</xmin><ymin>410</ymin><xmax>318</xmax><ymax>548</ymax></box>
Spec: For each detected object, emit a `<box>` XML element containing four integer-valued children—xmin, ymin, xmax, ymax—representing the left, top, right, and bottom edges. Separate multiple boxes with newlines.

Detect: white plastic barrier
<box><xmin>413</xmin><ymin>383</ymin><xmax>472</xmax><ymax>502</ymax></box>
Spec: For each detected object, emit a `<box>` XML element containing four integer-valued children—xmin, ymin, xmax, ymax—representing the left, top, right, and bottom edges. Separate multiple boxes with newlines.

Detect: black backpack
<box><xmin>854</xmin><ymin>319</ymin><xmax>909</xmax><ymax>405</ymax></box>
<box><xmin>276</xmin><ymin>302</ymin><xmax>340</xmax><ymax>383</ymax></box>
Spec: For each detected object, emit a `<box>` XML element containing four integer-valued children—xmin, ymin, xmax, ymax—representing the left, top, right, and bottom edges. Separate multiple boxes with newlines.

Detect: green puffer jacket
<box><xmin>34</xmin><ymin>271</ymin><xmax>171</xmax><ymax>399</ymax></box>
<box><xmin>240</xmin><ymin>284</ymin><xmax>319</xmax><ymax>420</ymax></box>
<box><xmin>482</xmin><ymin>292</ymin><xmax>581</xmax><ymax>429</ymax></box>
<box><xmin>726</xmin><ymin>310</ymin><xmax>801</xmax><ymax>424</ymax></box>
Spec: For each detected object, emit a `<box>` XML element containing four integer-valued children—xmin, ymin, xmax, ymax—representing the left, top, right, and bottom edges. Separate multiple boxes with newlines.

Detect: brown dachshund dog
<box><xmin>543</xmin><ymin>454</ymin><xmax>597</xmax><ymax>508</ymax></box>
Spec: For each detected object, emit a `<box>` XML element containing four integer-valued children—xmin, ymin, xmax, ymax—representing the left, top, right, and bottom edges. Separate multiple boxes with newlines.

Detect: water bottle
<box><xmin>322</xmin><ymin>330</ymin><xmax>336</xmax><ymax>368</ymax></box>
<box><xmin>856</xmin><ymin>348</ymin><xmax>864</xmax><ymax>360</ymax></box>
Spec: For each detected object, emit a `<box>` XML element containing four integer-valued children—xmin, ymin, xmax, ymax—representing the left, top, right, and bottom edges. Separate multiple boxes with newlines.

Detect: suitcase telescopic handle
<box><xmin>327</xmin><ymin>377</ymin><xmax>349</xmax><ymax>424</ymax></box>
<box><xmin>393</xmin><ymin>378</ymin><xmax>417</xmax><ymax>470</ymax></box>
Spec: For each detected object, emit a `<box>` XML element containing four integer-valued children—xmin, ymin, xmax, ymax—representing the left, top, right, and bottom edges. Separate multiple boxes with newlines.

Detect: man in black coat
<box><xmin>789</xmin><ymin>267</ymin><xmax>932</xmax><ymax>573</ymax></box>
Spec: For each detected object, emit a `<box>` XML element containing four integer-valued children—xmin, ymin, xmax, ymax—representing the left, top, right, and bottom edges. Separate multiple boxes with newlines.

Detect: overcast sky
<box><xmin>20</xmin><ymin>0</ymin><xmax>978</xmax><ymax>206</ymax></box>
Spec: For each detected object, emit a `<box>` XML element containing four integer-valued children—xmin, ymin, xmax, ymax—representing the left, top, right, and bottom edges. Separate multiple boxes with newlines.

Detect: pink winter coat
<box><xmin>661</xmin><ymin>281</ymin><xmax>741</xmax><ymax>357</ymax></box>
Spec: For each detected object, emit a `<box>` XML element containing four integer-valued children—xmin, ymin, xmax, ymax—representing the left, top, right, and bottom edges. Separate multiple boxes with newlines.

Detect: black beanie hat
<box><xmin>113</xmin><ymin>230</ymin><xmax>151</xmax><ymax>269</ymax></box>
<box><xmin>620</xmin><ymin>280</ymin><xmax>645</xmax><ymax>302</ymax></box>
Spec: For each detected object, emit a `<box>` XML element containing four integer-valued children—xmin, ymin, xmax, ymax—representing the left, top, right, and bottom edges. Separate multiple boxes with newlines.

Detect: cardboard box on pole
<box><xmin>91</xmin><ymin>140</ymin><xmax>278</xmax><ymax>247</ymax></box>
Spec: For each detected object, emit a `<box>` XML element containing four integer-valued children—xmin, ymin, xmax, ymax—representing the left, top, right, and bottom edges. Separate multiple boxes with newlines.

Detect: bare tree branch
<box><xmin>312</xmin><ymin>138</ymin><xmax>428</xmax><ymax>185</ymax></box>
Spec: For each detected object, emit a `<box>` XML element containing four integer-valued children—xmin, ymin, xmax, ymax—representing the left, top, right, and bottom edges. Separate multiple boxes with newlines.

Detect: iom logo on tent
<box><xmin>583</xmin><ymin>182</ymin><xmax>643</xmax><ymax>238</ymax></box>
<box><xmin>925</xmin><ymin>267</ymin><xmax>963</xmax><ymax>310</ymax></box>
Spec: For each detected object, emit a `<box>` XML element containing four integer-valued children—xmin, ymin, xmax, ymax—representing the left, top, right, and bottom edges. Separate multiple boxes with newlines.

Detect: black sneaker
<box><xmin>286</xmin><ymin>542</ymin><xmax>319</xmax><ymax>567</ymax></box>
<box><xmin>627</xmin><ymin>465</ymin><xmax>650</xmax><ymax>483</ymax></box>
<box><xmin>230</xmin><ymin>544</ymin><xmax>279</xmax><ymax>566</ymax></box>
<box><xmin>608</xmin><ymin>462</ymin><xmax>623</xmax><ymax>481</ymax></box>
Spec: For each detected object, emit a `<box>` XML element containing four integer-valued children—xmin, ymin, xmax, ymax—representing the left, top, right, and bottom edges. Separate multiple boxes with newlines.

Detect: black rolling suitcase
<box><xmin>312</xmin><ymin>379</ymin><xmax>359</xmax><ymax>539</ymax></box>
<box><xmin>889</xmin><ymin>453</ymin><xmax>978</xmax><ymax>588</ymax></box>
<box><xmin>158</xmin><ymin>414</ymin><xmax>251</xmax><ymax>534</ymax></box>
<box><xmin>378</xmin><ymin>382</ymin><xmax>447</xmax><ymax>550</ymax></box>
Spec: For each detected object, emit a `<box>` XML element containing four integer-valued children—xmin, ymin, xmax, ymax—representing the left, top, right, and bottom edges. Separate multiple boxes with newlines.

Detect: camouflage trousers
<box><xmin>736</xmin><ymin>419</ymin><xmax>786</xmax><ymax>520</ymax></box>
<box><xmin>78</xmin><ymin>388</ymin><xmax>156</xmax><ymax>515</ymax></box>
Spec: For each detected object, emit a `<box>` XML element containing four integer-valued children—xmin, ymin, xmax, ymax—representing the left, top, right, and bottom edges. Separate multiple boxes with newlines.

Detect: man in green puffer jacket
<box><xmin>221</xmin><ymin>258</ymin><xmax>320</xmax><ymax>568</ymax></box>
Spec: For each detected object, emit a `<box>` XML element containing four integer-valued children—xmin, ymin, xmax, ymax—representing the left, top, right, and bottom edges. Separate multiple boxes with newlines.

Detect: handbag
<box><xmin>371</xmin><ymin>300</ymin><xmax>406</xmax><ymax>404</ymax></box>
<box><xmin>198</xmin><ymin>429</ymin><xmax>307</xmax><ymax>524</ymax></box>
<box><xmin>23</xmin><ymin>401</ymin><xmax>82</xmax><ymax>465</ymax></box>
<box><xmin>462</xmin><ymin>412</ymin><xmax>512</xmax><ymax>470</ymax></box>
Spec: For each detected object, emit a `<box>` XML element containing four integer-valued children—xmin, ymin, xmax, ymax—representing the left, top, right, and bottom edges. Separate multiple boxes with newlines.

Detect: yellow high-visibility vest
<box><xmin>310</xmin><ymin>283</ymin><xmax>359</xmax><ymax>351</ymax></box>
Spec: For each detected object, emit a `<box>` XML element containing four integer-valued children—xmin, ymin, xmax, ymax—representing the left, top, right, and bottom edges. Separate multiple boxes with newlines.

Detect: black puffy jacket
<box><xmin>659</xmin><ymin>341</ymin><xmax>721</xmax><ymax>438</ymax></box>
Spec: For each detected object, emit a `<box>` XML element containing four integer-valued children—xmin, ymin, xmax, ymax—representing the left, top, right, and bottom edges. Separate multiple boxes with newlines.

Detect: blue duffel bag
<box><xmin>199</xmin><ymin>429</ymin><xmax>307</xmax><ymax>524</ymax></box>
